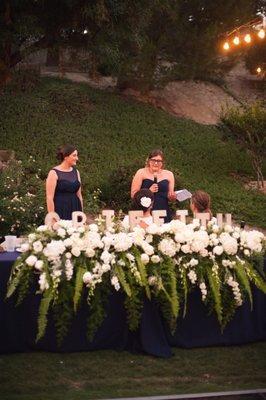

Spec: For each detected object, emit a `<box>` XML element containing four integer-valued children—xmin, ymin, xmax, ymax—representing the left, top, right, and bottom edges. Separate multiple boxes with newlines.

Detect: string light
<box><xmin>233</xmin><ymin>36</ymin><xmax>240</xmax><ymax>45</ymax></box>
<box><xmin>258</xmin><ymin>29</ymin><xmax>265</xmax><ymax>39</ymax></box>
<box><xmin>244</xmin><ymin>33</ymin><xmax>251</xmax><ymax>43</ymax></box>
<box><xmin>256</xmin><ymin>67</ymin><xmax>262</xmax><ymax>74</ymax></box>
<box><xmin>221</xmin><ymin>15</ymin><xmax>265</xmax><ymax>54</ymax></box>
<box><xmin>223</xmin><ymin>42</ymin><xmax>230</xmax><ymax>50</ymax></box>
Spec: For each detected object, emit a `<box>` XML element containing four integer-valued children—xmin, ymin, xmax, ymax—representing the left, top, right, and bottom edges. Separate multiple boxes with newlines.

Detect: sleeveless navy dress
<box><xmin>53</xmin><ymin>168</ymin><xmax>82</xmax><ymax>220</ymax></box>
<box><xmin>141</xmin><ymin>179</ymin><xmax>172</xmax><ymax>222</ymax></box>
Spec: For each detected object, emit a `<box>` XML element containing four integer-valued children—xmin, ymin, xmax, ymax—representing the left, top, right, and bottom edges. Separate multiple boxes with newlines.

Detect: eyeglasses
<box><xmin>149</xmin><ymin>158</ymin><xmax>163</xmax><ymax>164</ymax></box>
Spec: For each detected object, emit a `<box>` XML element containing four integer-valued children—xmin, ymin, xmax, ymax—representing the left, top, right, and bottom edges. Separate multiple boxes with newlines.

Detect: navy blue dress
<box><xmin>53</xmin><ymin>168</ymin><xmax>82</xmax><ymax>220</ymax></box>
<box><xmin>141</xmin><ymin>178</ymin><xmax>172</xmax><ymax>222</ymax></box>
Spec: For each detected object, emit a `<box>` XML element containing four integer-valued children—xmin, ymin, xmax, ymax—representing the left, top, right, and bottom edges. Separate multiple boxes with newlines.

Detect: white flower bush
<box><xmin>7</xmin><ymin>218</ymin><xmax>266</xmax><ymax>345</ymax></box>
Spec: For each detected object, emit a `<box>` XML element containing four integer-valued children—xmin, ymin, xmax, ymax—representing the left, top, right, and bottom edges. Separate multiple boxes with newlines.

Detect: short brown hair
<box><xmin>145</xmin><ymin>149</ymin><xmax>164</xmax><ymax>167</ymax></box>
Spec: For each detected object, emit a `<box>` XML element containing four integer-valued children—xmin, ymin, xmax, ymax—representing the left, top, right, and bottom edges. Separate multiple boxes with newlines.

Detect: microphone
<box><xmin>154</xmin><ymin>175</ymin><xmax>157</xmax><ymax>184</ymax></box>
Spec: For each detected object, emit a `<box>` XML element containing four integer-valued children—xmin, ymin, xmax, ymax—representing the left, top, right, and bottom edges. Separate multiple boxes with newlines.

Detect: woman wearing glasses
<box><xmin>131</xmin><ymin>149</ymin><xmax>176</xmax><ymax>222</ymax></box>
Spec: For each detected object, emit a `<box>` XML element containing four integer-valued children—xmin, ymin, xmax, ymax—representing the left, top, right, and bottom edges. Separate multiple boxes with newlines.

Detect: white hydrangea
<box><xmin>113</xmin><ymin>232</ymin><xmax>133</xmax><ymax>252</ymax></box>
<box><xmin>219</xmin><ymin>233</ymin><xmax>238</xmax><ymax>255</ymax></box>
<box><xmin>43</xmin><ymin>240</ymin><xmax>66</xmax><ymax>259</ymax></box>
<box><xmin>158</xmin><ymin>238</ymin><xmax>177</xmax><ymax>257</ymax></box>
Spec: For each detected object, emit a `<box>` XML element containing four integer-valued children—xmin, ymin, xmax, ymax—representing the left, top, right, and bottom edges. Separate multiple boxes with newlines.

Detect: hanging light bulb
<box><xmin>233</xmin><ymin>36</ymin><xmax>240</xmax><ymax>45</ymax></box>
<box><xmin>256</xmin><ymin>67</ymin><xmax>262</xmax><ymax>74</ymax></box>
<box><xmin>244</xmin><ymin>33</ymin><xmax>251</xmax><ymax>43</ymax></box>
<box><xmin>223</xmin><ymin>41</ymin><xmax>230</xmax><ymax>50</ymax></box>
<box><xmin>258</xmin><ymin>29</ymin><xmax>265</xmax><ymax>39</ymax></box>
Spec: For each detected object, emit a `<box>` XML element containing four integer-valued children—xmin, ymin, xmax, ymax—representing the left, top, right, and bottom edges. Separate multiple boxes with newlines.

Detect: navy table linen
<box><xmin>0</xmin><ymin>252</ymin><xmax>265</xmax><ymax>358</ymax></box>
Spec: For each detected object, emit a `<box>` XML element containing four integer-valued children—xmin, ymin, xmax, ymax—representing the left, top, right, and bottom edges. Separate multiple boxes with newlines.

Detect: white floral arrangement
<box><xmin>7</xmin><ymin>217</ymin><xmax>266</xmax><ymax>345</ymax></box>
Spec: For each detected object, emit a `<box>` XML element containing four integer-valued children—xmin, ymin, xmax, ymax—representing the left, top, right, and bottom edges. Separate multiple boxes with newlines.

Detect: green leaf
<box><xmin>73</xmin><ymin>266</ymin><xmax>86</xmax><ymax>312</ymax></box>
<box><xmin>114</xmin><ymin>265</ymin><xmax>131</xmax><ymax>297</ymax></box>
<box><xmin>6</xmin><ymin>264</ymin><xmax>25</xmax><ymax>298</ymax></box>
<box><xmin>36</xmin><ymin>287</ymin><xmax>53</xmax><ymax>342</ymax></box>
<box><xmin>135</xmin><ymin>254</ymin><xmax>151</xmax><ymax>300</ymax></box>
<box><xmin>206</xmin><ymin>267</ymin><xmax>222</xmax><ymax>324</ymax></box>
<box><xmin>234</xmin><ymin>262</ymin><xmax>253</xmax><ymax>310</ymax></box>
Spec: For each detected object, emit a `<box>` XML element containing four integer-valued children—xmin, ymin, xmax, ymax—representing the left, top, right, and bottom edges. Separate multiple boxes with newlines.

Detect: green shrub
<box><xmin>221</xmin><ymin>103</ymin><xmax>266</xmax><ymax>189</ymax></box>
<box><xmin>0</xmin><ymin>157</ymin><xmax>45</xmax><ymax>238</ymax></box>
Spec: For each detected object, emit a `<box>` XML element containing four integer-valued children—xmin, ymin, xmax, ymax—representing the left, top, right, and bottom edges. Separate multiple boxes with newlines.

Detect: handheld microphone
<box><xmin>154</xmin><ymin>175</ymin><xmax>157</xmax><ymax>184</ymax></box>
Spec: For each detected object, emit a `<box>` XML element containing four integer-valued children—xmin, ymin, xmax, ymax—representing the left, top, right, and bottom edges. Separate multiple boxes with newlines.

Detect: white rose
<box><xmin>71</xmin><ymin>247</ymin><xmax>81</xmax><ymax>257</ymax></box>
<box><xmin>85</xmin><ymin>248</ymin><xmax>95</xmax><ymax>258</ymax></box>
<box><xmin>213</xmin><ymin>245</ymin><xmax>224</xmax><ymax>256</ymax></box>
<box><xmin>20</xmin><ymin>243</ymin><xmax>30</xmax><ymax>252</ymax></box>
<box><xmin>33</xmin><ymin>240</ymin><xmax>43</xmax><ymax>253</ymax></box>
<box><xmin>141</xmin><ymin>253</ymin><xmax>150</xmax><ymax>265</ymax></box>
<box><xmin>28</xmin><ymin>233</ymin><xmax>36</xmax><ymax>243</ymax></box>
<box><xmin>142</xmin><ymin>243</ymin><xmax>154</xmax><ymax>256</ymax></box>
<box><xmin>181</xmin><ymin>244</ymin><xmax>191</xmax><ymax>254</ymax></box>
<box><xmin>26</xmin><ymin>255</ymin><xmax>37</xmax><ymax>266</ymax></box>
<box><xmin>65</xmin><ymin>252</ymin><xmax>72</xmax><ymax>259</ymax></box>
<box><xmin>151</xmin><ymin>255</ymin><xmax>160</xmax><ymax>264</ymax></box>
<box><xmin>63</xmin><ymin>238</ymin><xmax>73</xmax><ymax>247</ymax></box>
<box><xmin>148</xmin><ymin>276</ymin><xmax>158</xmax><ymax>286</ymax></box>
<box><xmin>200</xmin><ymin>249</ymin><xmax>208</xmax><ymax>257</ymax></box>
<box><xmin>35</xmin><ymin>260</ymin><xmax>44</xmax><ymax>271</ymax></box>
<box><xmin>190</xmin><ymin>258</ymin><xmax>199</xmax><ymax>267</ymax></box>
<box><xmin>244</xmin><ymin>249</ymin><xmax>250</xmax><ymax>256</ymax></box>
<box><xmin>83</xmin><ymin>271</ymin><xmax>93</xmax><ymax>285</ymax></box>
<box><xmin>57</xmin><ymin>228</ymin><xmax>66</xmax><ymax>238</ymax></box>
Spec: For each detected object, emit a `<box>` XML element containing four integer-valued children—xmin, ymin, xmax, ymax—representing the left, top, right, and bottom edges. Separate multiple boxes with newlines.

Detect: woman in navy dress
<box><xmin>131</xmin><ymin>149</ymin><xmax>176</xmax><ymax>222</ymax></box>
<box><xmin>46</xmin><ymin>144</ymin><xmax>83</xmax><ymax>220</ymax></box>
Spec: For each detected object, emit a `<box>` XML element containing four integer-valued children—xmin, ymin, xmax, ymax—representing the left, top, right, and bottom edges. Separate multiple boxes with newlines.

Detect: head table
<box><xmin>0</xmin><ymin>252</ymin><xmax>265</xmax><ymax>358</ymax></box>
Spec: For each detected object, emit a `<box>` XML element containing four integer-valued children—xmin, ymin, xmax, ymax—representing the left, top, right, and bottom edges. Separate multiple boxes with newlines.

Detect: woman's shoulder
<box><xmin>135</xmin><ymin>168</ymin><xmax>146</xmax><ymax>176</ymax></box>
<box><xmin>47</xmin><ymin>168</ymin><xmax>58</xmax><ymax>178</ymax></box>
<box><xmin>162</xmin><ymin>169</ymin><xmax>174</xmax><ymax>177</ymax></box>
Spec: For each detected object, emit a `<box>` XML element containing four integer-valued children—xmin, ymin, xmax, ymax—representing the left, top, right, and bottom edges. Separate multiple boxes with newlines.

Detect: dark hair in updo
<box><xmin>56</xmin><ymin>144</ymin><xmax>77</xmax><ymax>162</ymax></box>
<box><xmin>191</xmin><ymin>190</ymin><xmax>211</xmax><ymax>213</ymax></box>
<box><xmin>133</xmin><ymin>189</ymin><xmax>154</xmax><ymax>212</ymax></box>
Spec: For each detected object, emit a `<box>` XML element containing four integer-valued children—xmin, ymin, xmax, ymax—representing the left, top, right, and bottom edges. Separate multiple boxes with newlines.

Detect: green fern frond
<box><xmin>234</xmin><ymin>262</ymin><xmax>253</xmax><ymax>310</ymax></box>
<box><xmin>6</xmin><ymin>264</ymin><xmax>24</xmax><ymax>298</ymax></box>
<box><xmin>135</xmin><ymin>254</ymin><xmax>151</xmax><ymax>300</ymax></box>
<box><xmin>36</xmin><ymin>288</ymin><xmax>53</xmax><ymax>342</ymax></box>
<box><xmin>114</xmin><ymin>265</ymin><xmax>131</xmax><ymax>297</ymax></box>
<box><xmin>206</xmin><ymin>267</ymin><xmax>222</xmax><ymax>324</ymax></box>
<box><xmin>246</xmin><ymin>262</ymin><xmax>266</xmax><ymax>293</ymax></box>
<box><xmin>73</xmin><ymin>266</ymin><xmax>86</xmax><ymax>312</ymax></box>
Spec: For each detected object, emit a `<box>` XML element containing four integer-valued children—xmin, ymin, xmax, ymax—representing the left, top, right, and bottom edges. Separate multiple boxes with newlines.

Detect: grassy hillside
<box><xmin>0</xmin><ymin>77</ymin><xmax>265</xmax><ymax>228</ymax></box>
